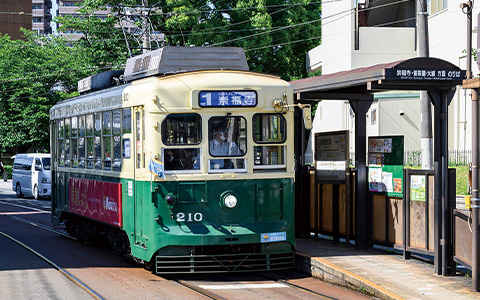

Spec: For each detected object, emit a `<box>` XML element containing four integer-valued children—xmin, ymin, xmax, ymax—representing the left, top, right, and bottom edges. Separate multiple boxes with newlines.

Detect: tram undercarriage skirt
<box><xmin>155</xmin><ymin>251</ymin><xmax>294</xmax><ymax>273</ymax></box>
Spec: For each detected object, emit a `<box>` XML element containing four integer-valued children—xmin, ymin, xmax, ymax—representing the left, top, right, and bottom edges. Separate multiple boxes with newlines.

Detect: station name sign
<box><xmin>385</xmin><ymin>68</ymin><xmax>466</xmax><ymax>81</ymax></box>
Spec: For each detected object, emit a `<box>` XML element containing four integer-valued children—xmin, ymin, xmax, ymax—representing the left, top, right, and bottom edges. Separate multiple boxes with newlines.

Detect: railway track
<box><xmin>0</xmin><ymin>229</ymin><xmax>104</xmax><ymax>300</ymax></box>
<box><xmin>0</xmin><ymin>200</ymin><xmax>366</xmax><ymax>300</ymax></box>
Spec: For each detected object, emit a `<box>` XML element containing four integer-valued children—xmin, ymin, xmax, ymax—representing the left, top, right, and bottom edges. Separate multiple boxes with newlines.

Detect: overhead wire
<box><xmin>0</xmin><ymin>0</ymin><xmax>415</xmax><ymax>95</ymax></box>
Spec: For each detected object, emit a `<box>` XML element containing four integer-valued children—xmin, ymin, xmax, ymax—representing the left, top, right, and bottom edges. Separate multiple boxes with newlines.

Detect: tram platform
<box><xmin>295</xmin><ymin>238</ymin><xmax>478</xmax><ymax>300</ymax></box>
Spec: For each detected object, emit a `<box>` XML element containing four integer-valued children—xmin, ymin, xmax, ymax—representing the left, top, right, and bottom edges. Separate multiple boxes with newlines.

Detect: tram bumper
<box><xmin>154</xmin><ymin>242</ymin><xmax>294</xmax><ymax>274</ymax></box>
<box><xmin>152</xmin><ymin>224</ymin><xmax>294</xmax><ymax>273</ymax></box>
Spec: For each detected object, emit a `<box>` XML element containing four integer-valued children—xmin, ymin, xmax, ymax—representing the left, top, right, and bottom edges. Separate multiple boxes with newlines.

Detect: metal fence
<box><xmin>306</xmin><ymin>150</ymin><xmax>472</xmax><ymax>167</ymax></box>
<box><xmin>404</xmin><ymin>150</ymin><xmax>472</xmax><ymax>166</ymax></box>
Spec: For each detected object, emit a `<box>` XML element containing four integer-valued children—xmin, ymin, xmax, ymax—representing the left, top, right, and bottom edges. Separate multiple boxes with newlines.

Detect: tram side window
<box><xmin>122</xmin><ymin>108</ymin><xmax>131</xmax><ymax>159</ymax></box>
<box><xmin>86</xmin><ymin>114</ymin><xmax>94</xmax><ymax>169</ymax></box>
<box><xmin>78</xmin><ymin>115</ymin><xmax>86</xmax><ymax>168</ymax></box>
<box><xmin>208</xmin><ymin>116</ymin><xmax>246</xmax><ymax>171</ymax></box>
<box><xmin>58</xmin><ymin>119</ymin><xmax>64</xmax><ymax>166</ymax></box>
<box><xmin>94</xmin><ymin>113</ymin><xmax>102</xmax><ymax>169</ymax></box>
<box><xmin>71</xmin><ymin>116</ymin><xmax>78</xmax><ymax>168</ymax></box>
<box><xmin>64</xmin><ymin>118</ymin><xmax>71</xmax><ymax>167</ymax></box>
<box><xmin>112</xmin><ymin>109</ymin><xmax>122</xmax><ymax>171</ymax></box>
<box><xmin>253</xmin><ymin>114</ymin><xmax>286</xmax><ymax>171</ymax></box>
<box><xmin>103</xmin><ymin>111</ymin><xmax>112</xmax><ymax>171</ymax></box>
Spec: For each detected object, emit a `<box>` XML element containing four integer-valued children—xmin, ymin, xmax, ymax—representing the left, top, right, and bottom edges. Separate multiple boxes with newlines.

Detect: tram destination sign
<box><xmin>199</xmin><ymin>91</ymin><xmax>257</xmax><ymax>107</ymax></box>
<box><xmin>385</xmin><ymin>68</ymin><xmax>466</xmax><ymax>81</ymax></box>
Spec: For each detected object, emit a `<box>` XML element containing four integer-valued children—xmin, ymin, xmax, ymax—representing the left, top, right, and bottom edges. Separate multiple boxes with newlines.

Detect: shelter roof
<box><xmin>291</xmin><ymin>57</ymin><xmax>466</xmax><ymax>99</ymax></box>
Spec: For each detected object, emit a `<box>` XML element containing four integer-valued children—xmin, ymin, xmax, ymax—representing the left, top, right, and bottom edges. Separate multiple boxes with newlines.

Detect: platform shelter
<box><xmin>291</xmin><ymin>57</ymin><xmax>465</xmax><ymax>276</ymax></box>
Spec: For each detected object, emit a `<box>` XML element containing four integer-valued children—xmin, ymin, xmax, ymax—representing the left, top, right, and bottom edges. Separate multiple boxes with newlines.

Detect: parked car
<box><xmin>12</xmin><ymin>153</ymin><xmax>51</xmax><ymax>199</ymax></box>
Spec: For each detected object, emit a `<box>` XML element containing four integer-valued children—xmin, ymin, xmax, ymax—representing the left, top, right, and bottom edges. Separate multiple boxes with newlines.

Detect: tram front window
<box><xmin>162</xmin><ymin>114</ymin><xmax>201</xmax><ymax>172</ymax></box>
<box><xmin>208</xmin><ymin>116</ymin><xmax>246</xmax><ymax>171</ymax></box>
<box><xmin>163</xmin><ymin>148</ymin><xmax>200</xmax><ymax>171</ymax></box>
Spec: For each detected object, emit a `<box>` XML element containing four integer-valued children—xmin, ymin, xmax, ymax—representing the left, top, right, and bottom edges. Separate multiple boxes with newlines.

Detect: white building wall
<box><xmin>306</xmin><ymin>0</ymin><xmax>354</xmax><ymax>74</ymax></box>
<box><xmin>428</xmin><ymin>3</ymin><xmax>479</xmax><ymax>152</ymax></box>
<box><xmin>305</xmin><ymin>0</ymin><xmax>477</xmax><ymax>163</ymax></box>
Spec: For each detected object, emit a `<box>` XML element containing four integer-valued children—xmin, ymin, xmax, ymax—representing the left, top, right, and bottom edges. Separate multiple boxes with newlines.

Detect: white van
<box><xmin>12</xmin><ymin>153</ymin><xmax>51</xmax><ymax>199</ymax></box>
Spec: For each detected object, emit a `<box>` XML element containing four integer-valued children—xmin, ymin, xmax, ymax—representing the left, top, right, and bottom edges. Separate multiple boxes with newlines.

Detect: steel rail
<box><xmin>0</xmin><ymin>229</ymin><xmax>105</xmax><ymax>300</ymax></box>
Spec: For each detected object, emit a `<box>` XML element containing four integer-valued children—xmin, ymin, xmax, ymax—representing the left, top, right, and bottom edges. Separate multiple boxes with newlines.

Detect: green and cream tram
<box><xmin>50</xmin><ymin>47</ymin><xmax>301</xmax><ymax>273</ymax></box>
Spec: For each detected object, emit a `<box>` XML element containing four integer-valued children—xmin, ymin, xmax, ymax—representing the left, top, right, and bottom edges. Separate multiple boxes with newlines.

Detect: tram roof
<box><xmin>290</xmin><ymin>57</ymin><xmax>466</xmax><ymax>100</ymax></box>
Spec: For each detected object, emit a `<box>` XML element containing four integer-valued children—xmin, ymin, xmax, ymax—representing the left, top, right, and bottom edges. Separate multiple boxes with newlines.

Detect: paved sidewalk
<box><xmin>0</xmin><ymin>178</ymin><xmax>12</xmax><ymax>193</ymax></box>
<box><xmin>296</xmin><ymin>238</ymin><xmax>479</xmax><ymax>300</ymax></box>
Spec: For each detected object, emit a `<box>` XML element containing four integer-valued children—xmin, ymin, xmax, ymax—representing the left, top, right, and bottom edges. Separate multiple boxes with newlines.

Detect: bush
<box><xmin>3</xmin><ymin>165</ymin><xmax>12</xmax><ymax>179</ymax></box>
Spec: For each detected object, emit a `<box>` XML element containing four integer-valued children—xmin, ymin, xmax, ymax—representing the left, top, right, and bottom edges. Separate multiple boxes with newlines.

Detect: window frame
<box><xmin>252</xmin><ymin>113</ymin><xmax>287</xmax><ymax>144</ymax></box>
<box><xmin>161</xmin><ymin>113</ymin><xmax>202</xmax><ymax>146</ymax></box>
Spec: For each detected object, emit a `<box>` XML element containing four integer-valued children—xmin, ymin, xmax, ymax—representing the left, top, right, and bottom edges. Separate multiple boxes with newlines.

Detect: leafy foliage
<box><xmin>0</xmin><ymin>31</ymin><xmax>95</xmax><ymax>153</ymax></box>
<box><xmin>0</xmin><ymin>1</ymin><xmax>322</xmax><ymax>153</ymax></box>
<box><xmin>59</xmin><ymin>0</ymin><xmax>322</xmax><ymax>80</ymax></box>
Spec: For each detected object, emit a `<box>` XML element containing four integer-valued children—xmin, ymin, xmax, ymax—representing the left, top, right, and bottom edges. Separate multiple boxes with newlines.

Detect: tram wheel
<box><xmin>15</xmin><ymin>183</ymin><xmax>23</xmax><ymax>198</ymax></box>
<box><xmin>143</xmin><ymin>259</ymin><xmax>154</xmax><ymax>271</ymax></box>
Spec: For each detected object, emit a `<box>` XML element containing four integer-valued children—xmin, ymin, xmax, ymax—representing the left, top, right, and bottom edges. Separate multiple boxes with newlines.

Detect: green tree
<box><xmin>0</xmin><ymin>31</ymin><xmax>95</xmax><ymax>153</ymax></box>
<box><xmin>59</xmin><ymin>0</ymin><xmax>322</xmax><ymax>81</ymax></box>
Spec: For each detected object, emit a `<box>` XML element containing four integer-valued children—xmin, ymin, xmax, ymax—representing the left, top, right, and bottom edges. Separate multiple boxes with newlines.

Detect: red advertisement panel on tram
<box><xmin>69</xmin><ymin>178</ymin><xmax>122</xmax><ymax>227</ymax></box>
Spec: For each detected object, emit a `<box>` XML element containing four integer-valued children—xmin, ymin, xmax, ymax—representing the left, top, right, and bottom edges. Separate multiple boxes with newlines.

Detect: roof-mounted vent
<box><xmin>78</xmin><ymin>70</ymin><xmax>124</xmax><ymax>93</ymax></box>
<box><xmin>123</xmin><ymin>46</ymin><xmax>249</xmax><ymax>82</ymax></box>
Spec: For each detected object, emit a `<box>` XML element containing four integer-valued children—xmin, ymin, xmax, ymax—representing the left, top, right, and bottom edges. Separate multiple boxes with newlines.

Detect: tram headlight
<box><xmin>165</xmin><ymin>193</ymin><xmax>176</xmax><ymax>205</ymax></box>
<box><xmin>224</xmin><ymin>194</ymin><xmax>238</xmax><ymax>209</ymax></box>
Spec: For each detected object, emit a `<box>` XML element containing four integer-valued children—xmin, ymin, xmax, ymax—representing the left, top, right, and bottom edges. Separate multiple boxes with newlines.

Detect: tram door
<box><xmin>133</xmin><ymin>106</ymin><xmax>147</xmax><ymax>247</ymax></box>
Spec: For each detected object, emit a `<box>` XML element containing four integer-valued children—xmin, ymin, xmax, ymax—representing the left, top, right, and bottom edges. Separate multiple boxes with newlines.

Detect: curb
<box><xmin>295</xmin><ymin>253</ymin><xmax>405</xmax><ymax>300</ymax></box>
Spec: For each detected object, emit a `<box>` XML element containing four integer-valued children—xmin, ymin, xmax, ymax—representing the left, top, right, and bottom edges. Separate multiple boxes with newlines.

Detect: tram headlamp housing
<box><xmin>224</xmin><ymin>194</ymin><xmax>238</xmax><ymax>209</ymax></box>
<box><xmin>165</xmin><ymin>193</ymin><xmax>176</xmax><ymax>205</ymax></box>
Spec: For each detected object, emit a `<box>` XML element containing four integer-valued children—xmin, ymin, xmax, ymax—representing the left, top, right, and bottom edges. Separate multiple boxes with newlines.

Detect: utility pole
<box><xmin>462</xmin><ymin>2</ymin><xmax>479</xmax><ymax>291</ymax></box>
<box><xmin>418</xmin><ymin>0</ymin><xmax>432</xmax><ymax>169</ymax></box>
<box><xmin>142</xmin><ymin>0</ymin><xmax>150</xmax><ymax>54</ymax></box>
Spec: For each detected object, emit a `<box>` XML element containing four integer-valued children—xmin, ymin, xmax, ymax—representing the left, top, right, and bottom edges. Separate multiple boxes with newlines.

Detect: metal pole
<box><xmin>418</xmin><ymin>0</ymin><xmax>433</xmax><ymax>169</ymax></box>
<box><xmin>142</xmin><ymin>0</ymin><xmax>150</xmax><ymax>54</ymax></box>
<box><xmin>472</xmin><ymin>87</ymin><xmax>480</xmax><ymax>290</ymax></box>
<box><xmin>472</xmin><ymin>12</ymin><xmax>479</xmax><ymax>286</ymax></box>
<box><xmin>470</xmin><ymin>8</ymin><xmax>479</xmax><ymax>291</ymax></box>
<box><xmin>432</xmin><ymin>92</ymin><xmax>442</xmax><ymax>274</ymax></box>
<box><xmin>441</xmin><ymin>92</ymin><xmax>449</xmax><ymax>276</ymax></box>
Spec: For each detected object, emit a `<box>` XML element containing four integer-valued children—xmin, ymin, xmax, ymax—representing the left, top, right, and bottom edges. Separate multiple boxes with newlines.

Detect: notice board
<box><xmin>314</xmin><ymin>130</ymin><xmax>349</xmax><ymax>183</ymax></box>
<box><xmin>368</xmin><ymin>136</ymin><xmax>404</xmax><ymax>198</ymax></box>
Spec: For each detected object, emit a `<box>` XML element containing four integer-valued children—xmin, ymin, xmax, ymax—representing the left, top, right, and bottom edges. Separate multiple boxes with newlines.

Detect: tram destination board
<box><xmin>314</xmin><ymin>130</ymin><xmax>349</xmax><ymax>183</ymax></box>
<box><xmin>199</xmin><ymin>91</ymin><xmax>257</xmax><ymax>107</ymax></box>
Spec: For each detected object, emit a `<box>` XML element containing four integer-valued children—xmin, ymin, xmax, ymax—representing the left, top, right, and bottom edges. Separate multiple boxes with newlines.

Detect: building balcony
<box><xmin>32</xmin><ymin>23</ymin><xmax>46</xmax><ymax>31</ymax></box>
<box><xmin>58</xmin><ymin>6</ymin><xmax>81</xmax><ymax>15</ymax></box>
<box><xmin>32</xmin><ymin>9</ymin><xmax>45</xmax><ymax>17</ymax></box>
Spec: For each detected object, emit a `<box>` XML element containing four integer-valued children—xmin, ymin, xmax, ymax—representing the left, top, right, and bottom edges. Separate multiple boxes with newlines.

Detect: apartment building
<box><xmin>0</xmin><ymin>1</ymin><xmax>32</xmax><ymax>39</ymax></box>
<box><xmin>32</xmin><ymin>0</ymin><xmax>53</xmax><ymax>34</ymax></box>
<box><xmin>57</xmin><ymin>0</ymin><xmax>112</xmax><ymax>40</ymax></box>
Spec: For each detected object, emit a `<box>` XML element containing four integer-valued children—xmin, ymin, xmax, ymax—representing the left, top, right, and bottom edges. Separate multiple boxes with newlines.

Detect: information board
<box><xmin>314</xmin><ymin>131</ymin><xmax>349</xmax><ymax>182</ymax></box>
<box><xmin>368</xmin><ymin>136</ymin><xmax>404</xmax><ymax>198</ymax></box>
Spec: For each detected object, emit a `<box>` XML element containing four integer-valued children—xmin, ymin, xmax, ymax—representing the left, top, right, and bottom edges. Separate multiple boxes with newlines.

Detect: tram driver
<box><xmin>210</xmin><ymin>127</ymin><xmax>240</xmax><ymax>169</ymax></box>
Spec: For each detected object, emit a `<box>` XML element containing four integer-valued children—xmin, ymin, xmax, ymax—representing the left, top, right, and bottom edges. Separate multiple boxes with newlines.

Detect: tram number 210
<box><xmin>176</xmin><ymin>212</ymin><xmax>203</xmax><ymax>222</ymax></box>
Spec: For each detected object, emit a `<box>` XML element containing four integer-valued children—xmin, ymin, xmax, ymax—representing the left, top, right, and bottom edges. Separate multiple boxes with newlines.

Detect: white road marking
<box><xmin>199</xmin><ymin>283</ymin><xmax>289</xmax><ymax>290</ymax></box>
